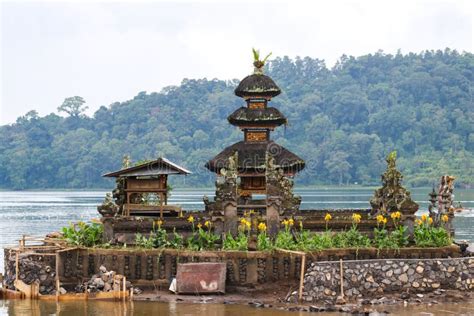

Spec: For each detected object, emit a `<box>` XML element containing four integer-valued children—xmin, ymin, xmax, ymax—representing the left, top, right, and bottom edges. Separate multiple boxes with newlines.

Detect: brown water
<box><xmin>1</xmin><ymin>300</ymin><xmax>474</xmax><ymax>316</ymax></box>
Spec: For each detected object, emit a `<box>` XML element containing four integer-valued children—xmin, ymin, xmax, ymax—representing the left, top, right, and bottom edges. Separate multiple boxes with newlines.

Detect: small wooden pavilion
<box><xmin>103</xmin><ymin>157</ymin><xmax>191</xmax><ymax>218</ymax></box>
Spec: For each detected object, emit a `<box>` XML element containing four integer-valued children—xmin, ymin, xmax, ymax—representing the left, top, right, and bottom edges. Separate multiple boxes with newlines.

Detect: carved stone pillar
<box><xmin>266</xmin><ymin>197</ymin><xmax>281</xmax><ymax>237</ymax></box>
<box><xmin>223</xmin><ymin>201</ymin><xmax>238</xmax><ymax>235</ymax></box>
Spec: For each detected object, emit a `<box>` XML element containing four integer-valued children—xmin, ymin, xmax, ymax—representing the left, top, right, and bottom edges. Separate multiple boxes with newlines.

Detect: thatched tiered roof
<box><xmin>234</xmin><ymin>74</ymin><xmax>281</xmax><ymax>98</ymax></box>
<box><xmin>228</xmin><ymin>107</ymin><xmax>287</xmax><ymax>126</ymax></box>
<box><xmin>205</xmin><ymin>141</ymin><xmax>305</xmax><ymax>174</ymax></box>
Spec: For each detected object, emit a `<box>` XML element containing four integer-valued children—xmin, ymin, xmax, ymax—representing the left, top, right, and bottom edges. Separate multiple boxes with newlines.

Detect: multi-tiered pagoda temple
<box><xmin>204</xmin><ymin>52</ymin><xmax>305</xmax><ymax>235</ymax></box>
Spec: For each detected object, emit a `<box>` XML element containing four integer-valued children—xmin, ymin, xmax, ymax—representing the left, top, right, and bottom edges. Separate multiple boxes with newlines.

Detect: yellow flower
<box><xmin>376</xmin><ymin>215</ymin><xmax>386</xmax><ymax>225</ymax></box>
<box><xmin>258</xmin><ymin>222</ymin><xmax>267</xmax><ymax>232</ymax></box>
<box><xmin>249</xmin><ymin>209</ymin><xmax>255</xmax><ymax>215</ymax></box>
<box><xmin>204</xmin><ymin>220</ymin><xmax>211</xmax><ymax>228</ymax></box>
<box><xmin>352</xmin><ymin>213</ymin><xmax>361</xmax><ymax>224</ymax></box>
<box><xmin>240</xmin><ymin>218</ymin><xmax>251</xmax><ymax>230</ymax></box>
<box><xmin>324</xmin><ymin>213</ymin><xmax>332</xmax><ymax>222</ymax></box>
<box><xmin>428</xmin><ymin>217</ymin><xmax>433</xmax><ymax>225</ymax></box>
<box><xmin>282</xmin><ymin>219</ymin><xmax>289</xmax><ymax>226</ymax></box>
<box><xmin>187</xmin><ymin>215</ymin><xmax>194</xmax><ymax>223</ymax></box>
<box><xmin>421</xmin><ymin>214</ymin><xmax>428</xmax><ymax>222</ymax></box>
<box><xmin>155</xmin><ymin>219</ymin><xmax>163</xmax><ymax>228</ymax></box>
<box><xmin>390</xmin><ymin>211</ymin><xmax>401</xmax><ymax>221</ymax></box>
<box><xmin>288</xmin><ymin>219</ymin><xmax>294</xmax><ymax>227</ymax></box>
<box><xmin>197</xmin><ymin>223</ymin><xmax>202</xmax><ymax>229</ymax></box>
<box><xmin>441</xmin><ymin>214</ymin><xmax>449</xmax><ymax>223</ymax></box>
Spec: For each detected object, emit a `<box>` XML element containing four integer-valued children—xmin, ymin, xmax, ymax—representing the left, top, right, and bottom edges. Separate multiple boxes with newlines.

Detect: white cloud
<box><xmin>0</xmin><ymin>0</ymin><xmax>472</xmax><ymax>124</ymax></box>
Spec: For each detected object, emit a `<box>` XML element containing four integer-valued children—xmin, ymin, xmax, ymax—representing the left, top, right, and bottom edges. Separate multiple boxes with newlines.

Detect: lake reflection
<box><xmin>2</xmin><ymin>298</ymin><xmax>474</xmax><ymax>316</ymax></box>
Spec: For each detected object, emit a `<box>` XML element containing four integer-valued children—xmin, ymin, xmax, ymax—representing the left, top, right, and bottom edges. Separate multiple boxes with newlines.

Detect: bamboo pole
<box><xmin>298</xmin><ymin>254</ymin><xmax>306</xmax><ymax>303</ymax></box>
<box><xmin>15</xmin><ymin>250</ymin><xmax>19</xmax><ymax>282</ymax></box>
<box><xmin>55</xmin><ymin>253</ymin><xmax>60</xmax><ymax>301</ymax></box>
<box><xmin>339</xmin><ymin>259</ymin><xmax>344</xmax><ymax>298</ymax></box>
<box><xmin>160</xmin><ymin>192</ymin><xmax>164</xmax><ymax>220</ymax></box>
<box><xmin>122</xmin><ymin>276</ymin><xmax>126</xmax><ymax>301</ymax></box>
<box><xmin>275</xmin><ymin>248</ymin><xmax>307</xmax><ymax>303</ymax></box>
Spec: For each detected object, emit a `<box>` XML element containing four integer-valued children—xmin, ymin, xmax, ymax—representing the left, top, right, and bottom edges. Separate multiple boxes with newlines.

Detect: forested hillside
<box><xmin>1</xmin><ymin>49</ymin><xmax>473</xmax><ymax>189</ymax></box>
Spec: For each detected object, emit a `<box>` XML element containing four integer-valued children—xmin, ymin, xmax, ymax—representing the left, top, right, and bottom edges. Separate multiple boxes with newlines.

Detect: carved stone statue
<box><xmin>97</xmin><ymin>193</ymin><xmax>119</xmax><ymax>217</ymax></box>
<box><xmin>370</xmin><ymin>151</ymin><xmax>418</xmax><ymax>216</ymax></box>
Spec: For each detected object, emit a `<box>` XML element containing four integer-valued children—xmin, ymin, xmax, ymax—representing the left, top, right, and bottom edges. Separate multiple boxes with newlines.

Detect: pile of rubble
<box><xmin>4</xmin><ymin>253</ymin><xmax>57</xmax><ymax>295</ymax></box>
<box><xmin>74</xmin><ymin>265</ymin><xmax>141</xmax><ymax>294</ymax></box>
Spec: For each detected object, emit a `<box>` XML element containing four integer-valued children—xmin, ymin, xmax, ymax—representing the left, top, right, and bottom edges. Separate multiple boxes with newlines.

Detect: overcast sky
<box><xmin>1</xmin><ymin>0</ymin><xmax>472</xmax><ymax>125</ymax></box>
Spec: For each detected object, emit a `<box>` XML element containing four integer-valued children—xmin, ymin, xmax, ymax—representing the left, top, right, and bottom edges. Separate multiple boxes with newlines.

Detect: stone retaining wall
<box><xmin>302</xmin><ymin>257</ymin><xmax>474</xmax><ymax>303</ymax></box>
<box><xmin>4</xmin><ymin>245</ymin><xmax>463</xmax><ymax>291</ymax></box>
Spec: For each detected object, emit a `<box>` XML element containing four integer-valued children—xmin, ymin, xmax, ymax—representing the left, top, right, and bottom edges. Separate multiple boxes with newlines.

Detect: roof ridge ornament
<box><xmin>252</xmin><ymin>48</ymin><xmax>272</xmax><ymax>75</ymax></box>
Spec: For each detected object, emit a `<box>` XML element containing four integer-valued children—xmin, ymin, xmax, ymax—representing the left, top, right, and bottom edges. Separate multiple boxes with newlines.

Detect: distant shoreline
<box><xmin>2</xmin><ymin>185</ymin><xmax>471</xmax><ymax>192</ymax></box>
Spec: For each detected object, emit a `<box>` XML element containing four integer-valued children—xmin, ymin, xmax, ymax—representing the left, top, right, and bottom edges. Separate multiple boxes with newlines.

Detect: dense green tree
<box><xmin>0</xmin><ymin>50</ymin><xmax>473</xmax><ymax>189</ymax></box>
<box><xmin>57</xmin><ymin>96</ymin><xmax>88</xmax><ymax>117</ymax></box>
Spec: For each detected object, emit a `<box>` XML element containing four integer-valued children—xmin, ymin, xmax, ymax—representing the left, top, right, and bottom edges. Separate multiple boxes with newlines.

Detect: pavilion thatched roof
<box><xmin>103</xmin><ymin>157</ymin><xmax>191</xmax><ymax>178</ymax></box>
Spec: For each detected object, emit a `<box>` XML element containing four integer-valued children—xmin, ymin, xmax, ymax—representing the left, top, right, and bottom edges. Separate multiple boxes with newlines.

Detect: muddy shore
<box><xmin>132</xmin><ymin>281</ymin><xmax>474</xmax><ymax>314</ymax></box>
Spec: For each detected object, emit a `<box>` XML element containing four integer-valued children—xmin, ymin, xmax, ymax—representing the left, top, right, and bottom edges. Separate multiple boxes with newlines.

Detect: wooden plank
<box><xmin>0</xmin><ymin>288</ymin><xmax>24</xmax><ymax>299</ymax></box>
<box><xmin>14</xmin><ymin>279</ymin><xmax>39</xmax><ymax>299</ymax></box>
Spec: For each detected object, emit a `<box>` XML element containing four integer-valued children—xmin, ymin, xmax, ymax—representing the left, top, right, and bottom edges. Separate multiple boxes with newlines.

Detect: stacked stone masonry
<box><xmin>302</xmin><ymin>257</ymin><xmax>474</xmax><ymax>303</ymax></box>
<box><xmin>4</xmin><ymin>246</ymin><xmax>463</xmax><ymax>292</ymax></box>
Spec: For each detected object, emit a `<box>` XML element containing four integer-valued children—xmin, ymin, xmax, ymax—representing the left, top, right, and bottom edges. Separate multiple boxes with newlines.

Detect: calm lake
<box><xmin>1</xmin><ymin>188</ymin><xmax>473</xmax><ymax>315</ymax></box>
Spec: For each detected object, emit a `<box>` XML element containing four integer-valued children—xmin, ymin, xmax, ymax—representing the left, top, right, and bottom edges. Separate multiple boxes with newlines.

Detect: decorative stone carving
<box><xmin>122</xmin><ymin>155</ymin><xmax>131</xmax><ymax>169</ymax></box>
<box><xmin>429</xmin><ymin>176</ymin><xmax>455</xmax><ymax>233</ymax></box>
<box><xmin>265</xmin><ymin>152</ymin><xmax>301</xmax><ymax>216</ymax></box>
<box><xmin>438</xmin><ymin>175</ymin><xmax>455</xmax><ymax>214</ymax></box>
<box><xmin>265</xmin><ymin>151</ymin><xmax>301</xmax><ymax>236</ymax></box>
<box><xmin>204</xmin><ymin>152</ymin><xmax>239</xmax><ymax>234</ymax></box>
<box><xmin>97</xmin><ymin>193</ymin><xmax>119</xmax><ymax>217</ymax></box>
<box><xmin>370</xmin><ymin>151</ymin><xmax>418</xmax><ymax>216</ymax></box>
<box><xmin>112</xmin><ymin>178</ymin><xmax>126</xmax><ymax>215</ymax></box>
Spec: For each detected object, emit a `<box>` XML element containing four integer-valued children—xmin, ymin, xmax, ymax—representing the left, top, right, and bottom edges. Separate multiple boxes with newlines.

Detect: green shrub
<box><xmin>256</xmin><ymin>232</ymin><xmax>272</xmax><ymax>251</ymax></box>
<box><xmin>274</xmin><ymin>230</ymin><xmax>297</xmax><ymax>250</ymax></box>
<box><xmin>414</xmin><ymin>219</ymin><xmax>451</xmax><ymax>247</ymax></box>
<box><xmin>61</xmin><ymin>222</ymin><xmax>103</xmax><ymax>247</ymax></box>
<box><xmin>169</xmin><ymin>228</ymin><xmax>184</xmax><ymax>249</ymax></box>
<box><xmin>335</xmin><ymin>226</ymin><xmax>371</xmax><ymax>248</ymax></box>
<box><xmin>312</xmin><ymin>232</ymin><xmax>334</xmax><ymax>250</ymax></box>
<box><xmin>187</xmin><ymin>221</ymin><xmax>220</xmax><ymax>251</ymax></box>
<box><xmin>222</xmin><ymin>232</ymin><xmax>248</xmax><ymax>251</ymax></box>
<box><xmin>135</xmin><ymin>233</ymin><xmax>154</xmax><ymax>249</ymax></box>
